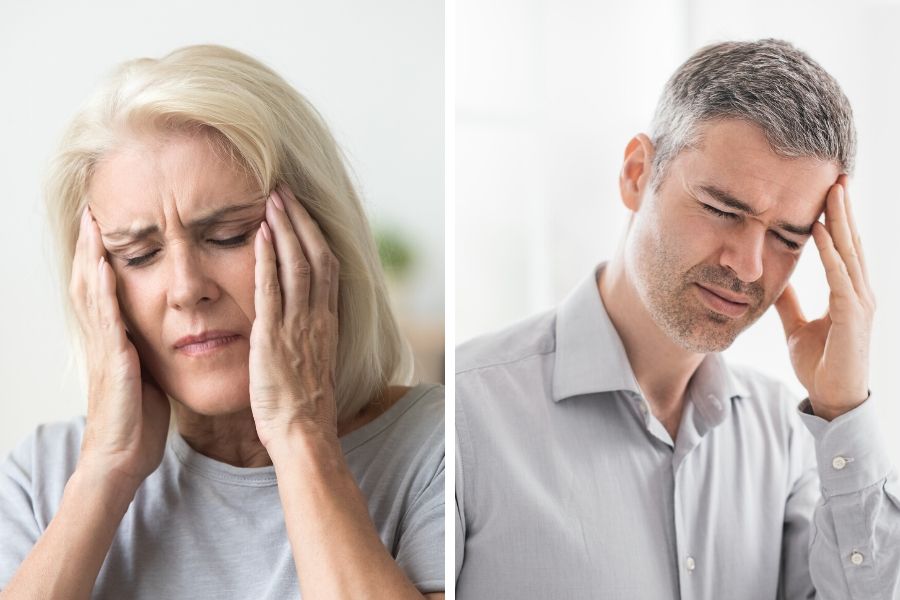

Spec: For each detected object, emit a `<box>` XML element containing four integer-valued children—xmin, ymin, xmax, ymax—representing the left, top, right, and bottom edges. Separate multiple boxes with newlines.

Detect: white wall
<box><xmin>0</xmin><ymin>0</ymin><xmax>444</xmax><ymax>456</ymax></box>
<box><xmin>456</xmin><ymin>0</ymin><xmax>900</xmax><ymax>461</ymax></box>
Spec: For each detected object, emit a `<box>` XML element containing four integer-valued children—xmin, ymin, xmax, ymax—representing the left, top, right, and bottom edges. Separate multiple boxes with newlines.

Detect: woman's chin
<box><xmin>166</xmin><ymin>376</ymin><xmax>252</xmax><ymax>417</ymax></box>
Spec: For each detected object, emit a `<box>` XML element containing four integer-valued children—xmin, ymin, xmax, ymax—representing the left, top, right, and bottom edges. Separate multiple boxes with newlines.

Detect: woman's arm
<box><xmin>250</xmin><ymin>186</ymin><xmax>443</xmax><ymax>598</ymax></box>
<box><xmin>0</xmin><ymin>466</ymin><xmax>136</xmax><ymax>599</ymax></box>
<box><xmin>269</xmin><ymin>431</ymin><xmax>440</xmax><ymax>599</ymax></box>
<box><xmin>2</xmin><ymin>207</ymin><xmax>170</xmax><ymax>598</ymax></box>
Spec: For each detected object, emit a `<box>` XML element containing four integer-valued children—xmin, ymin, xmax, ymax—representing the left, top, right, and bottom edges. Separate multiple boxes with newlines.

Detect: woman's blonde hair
<box><xmin>45</xmin><ymin>44</ymin><xmax>411</xmax><ymax>422</ymax></box>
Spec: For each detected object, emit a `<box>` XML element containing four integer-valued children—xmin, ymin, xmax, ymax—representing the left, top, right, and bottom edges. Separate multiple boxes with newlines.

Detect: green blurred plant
<box><xmin>375</xmin><ymin>227</ymin><xmax>414</xmax><ymax>279</ymax></box>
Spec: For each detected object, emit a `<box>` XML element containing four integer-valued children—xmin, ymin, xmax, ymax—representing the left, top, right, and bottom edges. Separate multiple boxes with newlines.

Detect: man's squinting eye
<box><xmin>699</xmin><ymin>203</ymin><xmax>802</xmax><ymax>251</ymax></box>
<box><xmin>123</xmin><ymin>232</ymin><xmax>253</xmax><ymax>268</ymax></box>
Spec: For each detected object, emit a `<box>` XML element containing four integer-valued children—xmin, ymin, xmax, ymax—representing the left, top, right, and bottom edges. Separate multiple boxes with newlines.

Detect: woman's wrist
<box><xmin>70</xmin><ymin>460</ymin><xmax>141</xmax><ymax>512</ymax></box>
<box><xmin>266</xmin><ymin>423</ymin><xmax>342</xmax><ymax>468</ymax></box>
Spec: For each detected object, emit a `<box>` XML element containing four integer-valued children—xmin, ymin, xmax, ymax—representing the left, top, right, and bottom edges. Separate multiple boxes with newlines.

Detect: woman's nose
<box><xmin>165</xmin><ymin>245</ymin><xmax>219</xmax><ymax>310</ymax></box>
<box><xmin>719</xmin><ymin>222</ymin><xmax>765</xmax><ymax>283</ymax></box>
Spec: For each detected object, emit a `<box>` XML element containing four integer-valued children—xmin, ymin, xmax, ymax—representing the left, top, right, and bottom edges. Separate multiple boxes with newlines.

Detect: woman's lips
<box><xmin>694</xmin><ymin>283</ymin><xmax>751</xmax><ymax>318</ymax></box>
<box><xmin>176</xmin><ymin>335</ymin><xmax>242</xmax><ymax>356</ymax></box>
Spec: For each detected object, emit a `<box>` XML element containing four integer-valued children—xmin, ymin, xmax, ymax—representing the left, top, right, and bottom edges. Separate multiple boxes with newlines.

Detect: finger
<box><xmin>812</xmin><ymin>221</ymin><xmax>855</xmax><ymax>300</ymax></box>
<box><xmin>96</xmin><ymin>256</ymin><xmax>129</xmax><ymax>352</ymax></box>
<box><xmin>266</xmin><ymin>189</ymin><xmax>310</xmax><ymax>318</ymax></box>
<box><xmin>837</xmin><ymin>175</ymin><xmax>871</xmax><ymax>291</ymax></box>
<box><xmin>328</xmin><ymin>248</ymin><xmax>339</xmax><ymax>316</ymax></box>
<box><xmin>83</xmin><ymin>207</ymin><xmax>106</xmax><ymax>319</ymax></box>
<box><xmin>277</xmin><ymin>184</ymin><xmax>336</xmax><ymax>314</ymax></box>
<box><xmin>774</xmin><ymin>283</ymin><xmax>807</xmax><ymax>338</ymax></box>
<box><xmin>69</xmin><ymin>206</ymin><xmax>92</xmax><ymax>325</ymax></box>
<box><xmin>825</xmin><ymin>183</ymin><xmax>866</xmax><ymax>298</ymax></box>
<box><xmin>254</xmin><ymin>221</ymin><xmax>282</xmax><ymax>326</ymax></box>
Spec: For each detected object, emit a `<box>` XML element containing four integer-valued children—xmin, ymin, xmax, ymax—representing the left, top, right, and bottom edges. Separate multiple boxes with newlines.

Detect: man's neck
<box><xmin>598</xmin><ymin>258</ymin><xmax>705</xmax><ymax>440</ymax></box>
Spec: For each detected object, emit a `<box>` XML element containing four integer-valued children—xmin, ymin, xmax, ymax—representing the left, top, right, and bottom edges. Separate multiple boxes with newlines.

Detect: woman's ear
<box><xmin>619</xmin><ymin>133</ymin><xmax>655</xmax><ymax>212</ymax></box>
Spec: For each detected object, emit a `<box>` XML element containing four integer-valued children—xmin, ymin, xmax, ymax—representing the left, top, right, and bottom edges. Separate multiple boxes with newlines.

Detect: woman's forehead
<box><xmin>89</xmin><ymin>133</ymin><xmax>260</xmax><ymax>226</ymax></box>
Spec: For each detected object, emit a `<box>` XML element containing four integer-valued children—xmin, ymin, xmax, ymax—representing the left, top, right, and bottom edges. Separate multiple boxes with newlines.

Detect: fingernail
<box><xmin>261</xmin><ymin>221</ymin><xmax>271</xmax><ymax>241</ymax></box>
<box><xmin>271</xmin><ymin>190</ymin><xmax>285</xmax><ymax>211</ymax></box>
<box><xmin>98</xmin><ymin>255</ymin><xmax>105</xmax><ymax>273</ymax></box>
<box><xmin>81</xmin><ymin>205</ymin><xmax>89</xmax><ymax>225</ymax></box>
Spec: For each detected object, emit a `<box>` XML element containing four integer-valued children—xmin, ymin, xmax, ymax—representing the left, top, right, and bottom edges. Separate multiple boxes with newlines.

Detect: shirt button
<box><xmin>850</xmin><ymin>551</ymin><xmax>864</xmax><ymax>566</ymax></box>
<box><xmin>685</xmin><ymin>556</ymin><xmax>696</xmax><ymax>572</ymax></box>
<box><xmin>832</xmin><ymin>456</ymin><xmax>848</xmax><ymax>470</ymax></box>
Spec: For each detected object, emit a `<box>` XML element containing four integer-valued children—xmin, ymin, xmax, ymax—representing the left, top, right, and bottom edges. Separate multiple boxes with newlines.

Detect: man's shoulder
<box><xmin>456</xmin><ymin>309</ymin><xmax>557</xmax><ymax>376</ymax></box>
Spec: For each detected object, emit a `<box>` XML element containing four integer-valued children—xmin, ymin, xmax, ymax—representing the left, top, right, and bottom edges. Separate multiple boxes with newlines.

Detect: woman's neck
<box><xmin>174</xmin><ymin>385</ymin><xmax>413</xmax><ymax>468</ymax></box>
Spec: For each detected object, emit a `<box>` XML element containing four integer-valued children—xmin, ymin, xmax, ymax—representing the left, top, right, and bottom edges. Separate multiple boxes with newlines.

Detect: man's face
<box><xmin>625</xmin><ymin>119</ymin><xmax>842</xmax><ymax>352</ymax></box>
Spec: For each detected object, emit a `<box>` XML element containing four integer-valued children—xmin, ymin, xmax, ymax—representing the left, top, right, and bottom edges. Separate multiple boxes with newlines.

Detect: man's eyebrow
<box><xmin>697</xmin><ymin>184</ymin><xmax>814</xmax><ymax>236</ymax></box>
<box><xmin>103</xmin><ymin>199</ymin><xmax>266</xmax><ymax>242</ymax></box>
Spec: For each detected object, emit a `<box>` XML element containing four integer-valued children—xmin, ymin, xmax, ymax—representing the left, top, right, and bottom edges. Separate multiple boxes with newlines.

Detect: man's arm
<box><xmin>775</xmin><ymin>177</ymin><xmax>899</xmax><ymax>597</ymax></box>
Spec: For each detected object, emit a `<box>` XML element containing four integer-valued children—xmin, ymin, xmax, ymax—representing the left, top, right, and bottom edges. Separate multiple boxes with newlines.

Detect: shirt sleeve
<box><xmin>0</xmin><ymin>430</ymin><xmax>42</xmax><ymax>590</ymax></box>
<box><xmin>394</xmin><ymin>453</ymin><xmax>445</xmax><ymax>594</ymax></box>
<box><xmin>794</xmin><ymin>395</ymin><xmax>900</xmax><ymax>599</ymax></box>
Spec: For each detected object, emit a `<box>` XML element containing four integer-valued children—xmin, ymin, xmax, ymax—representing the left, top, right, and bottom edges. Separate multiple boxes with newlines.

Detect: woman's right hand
<box><xmin>69</xmin><ymin>205</ymin><xmax>171</xmax><ymax>491</ymax></box>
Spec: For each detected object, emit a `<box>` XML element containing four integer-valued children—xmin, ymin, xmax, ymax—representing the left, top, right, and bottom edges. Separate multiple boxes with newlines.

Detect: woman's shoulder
<box><xmin>3</xmin><ymin>416</ymin><xmax>85</xmax><ymax>473</ymax></box>
<box><xmin>340</xmin><ymin>383</ymin><xmax>444</xmax><ymax>460</ymax></box>
<box><xmin>0</xmin><ymin>416</ymin><xmax>86</xmax><ymax>522</ymax></box>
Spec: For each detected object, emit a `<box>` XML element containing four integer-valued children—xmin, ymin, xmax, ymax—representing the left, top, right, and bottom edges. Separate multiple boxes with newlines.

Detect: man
<box><xmin>455</xmin><ymin>39</ymin><xmax>899</xmax><ymax>599</ymax></box>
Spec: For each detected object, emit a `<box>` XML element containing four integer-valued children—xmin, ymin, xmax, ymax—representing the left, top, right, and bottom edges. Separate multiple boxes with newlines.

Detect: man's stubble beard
<box><xmin>627</xmin><ymin>218</ymin><xmax>768</xmax><ymax>354</ymax></box>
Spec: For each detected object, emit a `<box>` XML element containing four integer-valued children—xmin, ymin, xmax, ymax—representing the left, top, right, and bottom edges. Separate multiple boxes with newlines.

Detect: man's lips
<box><xmin>694</xmin><ymin>283</ymin><xmax>751</xmax><ymax>318</ymax></box>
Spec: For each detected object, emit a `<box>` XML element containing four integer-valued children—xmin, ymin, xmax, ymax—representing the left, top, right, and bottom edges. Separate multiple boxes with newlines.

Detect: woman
<box><xmin>0</xmin><ymin>45</ymin><xmax>444</xmax><ymax>599</ymax></box>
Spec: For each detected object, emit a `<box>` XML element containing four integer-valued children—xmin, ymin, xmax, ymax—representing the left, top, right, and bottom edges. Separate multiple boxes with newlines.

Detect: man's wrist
<box><xmin>808</xmin><ymin>390</ymin><xmax>870</xmax><ymax>422</ymax></box>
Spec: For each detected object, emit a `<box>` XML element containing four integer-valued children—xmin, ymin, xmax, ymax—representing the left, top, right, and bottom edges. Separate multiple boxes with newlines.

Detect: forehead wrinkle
<box><xmin>101</xmin><ymin>198</ymin><xmax>267</xmax><ymax>244</ymax></box>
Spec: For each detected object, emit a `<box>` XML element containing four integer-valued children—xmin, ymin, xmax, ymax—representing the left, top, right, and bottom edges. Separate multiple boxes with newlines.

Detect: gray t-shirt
<box><xmin>0</xmin><ymin>383</ymin><xmax>444</xmax><ymax>598</ymax></box>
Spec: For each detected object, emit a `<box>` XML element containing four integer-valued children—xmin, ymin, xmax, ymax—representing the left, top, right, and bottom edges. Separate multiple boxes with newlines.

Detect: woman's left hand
<box><xmin>249</xmin><ymin>184</ymin><xmax>341</xmax><ymax>449</ymax></box>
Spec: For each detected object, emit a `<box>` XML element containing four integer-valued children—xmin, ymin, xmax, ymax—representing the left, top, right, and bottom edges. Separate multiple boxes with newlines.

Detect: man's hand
<box><xmin>774</xmin><ymin>175</ymin><xmax>875</xmax><ymax>421</ymax></box>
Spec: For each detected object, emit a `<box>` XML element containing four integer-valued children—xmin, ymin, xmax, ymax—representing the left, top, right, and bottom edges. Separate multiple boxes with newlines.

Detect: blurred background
<box><xmin>0</xmin><ymin>0</ymin><xmax>444</xmax><ymax>456</ymax></box>
<box><xmin>456</xmin><ymin>0</ymin><xmax>900</xmax><ymax>460</ymax></box>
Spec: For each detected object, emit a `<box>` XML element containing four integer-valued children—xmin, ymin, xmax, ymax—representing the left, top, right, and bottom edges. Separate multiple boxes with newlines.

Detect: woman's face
<box><xmin>88</xmin><ymin>131</ymin><xmax>266</xmax><ymax>415</ymax></box>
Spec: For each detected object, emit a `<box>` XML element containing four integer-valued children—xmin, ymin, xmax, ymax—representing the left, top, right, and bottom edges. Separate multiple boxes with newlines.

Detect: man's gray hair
<box><xmin>649</xmin><ymin>39</ymin><xmax>856</xmax><ymax>190</ymax></box>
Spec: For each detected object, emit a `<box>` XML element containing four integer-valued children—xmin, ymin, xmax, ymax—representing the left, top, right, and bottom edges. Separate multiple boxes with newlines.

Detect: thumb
<box><xmin>774</xmin><ymin>284</ymin><xmax>807</xmax><ymax>339</ymax></box>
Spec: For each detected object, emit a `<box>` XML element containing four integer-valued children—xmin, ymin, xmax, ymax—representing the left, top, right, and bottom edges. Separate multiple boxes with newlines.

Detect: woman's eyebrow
<box><xmin>104</xmin><ymin>199</ymin><xmax>266</xmax><ymax>243</ymax></box>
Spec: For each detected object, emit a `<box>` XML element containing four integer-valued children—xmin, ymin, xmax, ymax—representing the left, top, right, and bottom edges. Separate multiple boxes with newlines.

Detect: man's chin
<box><xmin>664</xmin><ymin>313</ymin><xmax>746</xmax><ymax>354</ymax></box>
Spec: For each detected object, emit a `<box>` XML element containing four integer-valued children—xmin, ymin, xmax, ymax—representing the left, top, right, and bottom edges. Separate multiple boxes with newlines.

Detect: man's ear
<box><xmin>619</xmin><ymin>134</ymin><xmax>655</xmax><ymax>212</ymax></box>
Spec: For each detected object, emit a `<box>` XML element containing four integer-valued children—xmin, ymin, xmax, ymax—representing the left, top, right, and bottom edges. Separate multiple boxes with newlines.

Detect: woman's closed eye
<box><xmin>123</xmin><ymin>232</ymin><xmax>253</xmax><ymax>267</ymax></box>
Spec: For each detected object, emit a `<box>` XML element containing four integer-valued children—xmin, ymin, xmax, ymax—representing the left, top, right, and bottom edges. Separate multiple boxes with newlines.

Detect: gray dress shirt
<box><xmin>455</xmin><ymin>265</ymin><xmax>899</xmax><ymax>599</ymax></box>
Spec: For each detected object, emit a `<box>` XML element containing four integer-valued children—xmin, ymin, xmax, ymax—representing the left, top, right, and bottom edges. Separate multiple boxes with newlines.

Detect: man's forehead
<box><xmin>675</xmin><ymin>144</ymin><xmax>840</xmax><ymax>218</ymax></box>
<box><xmin>680</xmin><ymin>120</ymin><xmax>842</xmax><ymax>197</ymax></box>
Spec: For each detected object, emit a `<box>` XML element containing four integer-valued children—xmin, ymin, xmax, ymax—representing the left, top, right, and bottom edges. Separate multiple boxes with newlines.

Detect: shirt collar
<box><xmin>551</xmin><ymin>264</ymin><xmax>751</xmax><ymax>420</ymax></box>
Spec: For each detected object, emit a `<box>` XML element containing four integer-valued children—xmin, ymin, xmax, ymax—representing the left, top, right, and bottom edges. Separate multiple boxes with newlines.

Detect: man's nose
<box><xmin>719</xmin><ymin>222</ymin><xmax>765</xmax><ymax>283</ymax></box>
<box><xmin>165</xmin><ymin>245</ymin><xmax>219</xmax><ymax>310</ymax></box>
